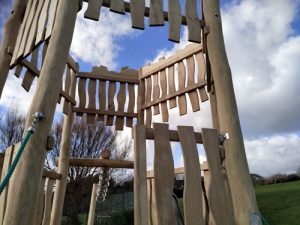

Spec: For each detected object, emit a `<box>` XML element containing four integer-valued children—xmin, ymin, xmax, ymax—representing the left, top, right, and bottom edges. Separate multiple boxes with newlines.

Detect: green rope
<box><xmin>0</xmin><ymin>130</ymin><xmax>33</xmax><ymax>195</ymax></box>
<box><xmin>261</xmin><ymin>214</ymin><xmax>270</xmax><ymax>225</ymax></box>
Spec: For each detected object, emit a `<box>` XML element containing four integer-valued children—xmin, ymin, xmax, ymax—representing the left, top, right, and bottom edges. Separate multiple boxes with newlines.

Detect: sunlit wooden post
<box><xmin>203</xmin><ymin>0</ymin><xmax>261</xmax><ymax>224</ymax></box>
<box><xmin>3</xmin><ymin>0</ymin><xmax>80</xmax><ymax>224</ymax></box>
<box><xmin>0</xmin><ymin>0</ymin><xmax>28</xmax><ymax>98</ymax></box>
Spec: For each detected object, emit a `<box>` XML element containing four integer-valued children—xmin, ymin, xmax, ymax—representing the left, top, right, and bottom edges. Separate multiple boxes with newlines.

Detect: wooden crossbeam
<box><xmin>42</xmin><ymin>170</ymin><xmax>62</xmax><ymax>180</ymax></box>
<box><xmin>73</xmin><ymin>107</ymin><xmax>138</xmax><ymax>118</ymax></box>
<box><xmin>82</xmin><ymin>0</ymin><xmax>205</xmax><ymax>27</ymax></box>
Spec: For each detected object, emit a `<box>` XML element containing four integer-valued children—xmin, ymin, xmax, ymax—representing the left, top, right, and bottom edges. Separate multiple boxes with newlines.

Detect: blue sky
<box><xmin>0</xmin><ymin>0</ymin><xmax>300</xmax><ymax>176</ymax></box>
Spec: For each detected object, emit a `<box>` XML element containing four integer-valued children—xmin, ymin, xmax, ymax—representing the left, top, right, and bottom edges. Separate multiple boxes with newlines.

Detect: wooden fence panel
<box><xmin>196</xmin><ymin>52</ymin><xmax>208</xmax><ymax>102</ymax></box>
<box><xmin>187</xmin><ymin>56</ymin><xmax>200</xmax><ymax>112</ymax></box>
<box><xmin>152</xmin><ymin>73</ymin><xmax>160</xmax><ymax>115</ymax></box>
<box><xmin>177</xmin><ymin>61</ymin><xmax>187</xmax><ymax>115</ymax></box>
<box><xmin>160</xmin><ymin>68</ymin><xmax>168</xmax><ymax>122</ymax></box>
<box><xmin>126</xmin><ymin>83</ymin><xmax>135</xmax><ymax>127</ymax></box>
<box><xmin>87</xmin><ymin>78</ymin><xmax>97</xmax><ymax>123</ymax></box>
<box><xmin>185</xmin><ymin>0</ymin><xmax>201</xmax><ymax>43</ymax></box>
<box><xmin>178</xmin><ymin>126</ymin><xmax>204</xmax><ymax>225</ymax></box>
<box><xmin>168</xmin><ymin>65</ymin><xmax>177</xmax><ymax>108</ymax></box>
<box><xmin>42</xmin><ymin>178</ymin><xmax>55</xmax><ymax>225</ymax></box>
<box><xmin>106</xmin><ymin>81</ymin><xmax>116</xmax><ymax>126</ymax></box>
<box><xmin>153</xmin><ymin>123</ymin><xmax>176</xmax><ymax>225</ymax></box>
<box><xmin>145</xmin><ymin>77</ymin><xmax>152</xmax><ymax>127</ymax></box>
<box><xmin>45</xmin><ymin>0</ymin><xmax>59</xmax><ymax>40</ymax></box>
<box><xmin>35</xmin><ymin>0</ymin><xmax>50</xmax><ymax>46</ymax></box>
<box><xmin>22</xmin><ymin>47</ymin><xmax>39</xmax><ymax>91</ymax></box>
<box><xmin>84</xmin><ymin>0</ymin><xmax>103</xmax><ymax>21</ymax></box>
<box><xmin>98</xmin><ymin>80</ymin><xmax>106</xmax><ymax>121</ymax></box>
<box><xmin>110</xmin><ymin>0</ymin><xmax>125</xmax><ymax>14</ymax></box>
<box><xmin>78</xmin><ymin>78</ymin><xmax>87</xmax><ymax>115</ymax></box>
<box><xmin>149</xmin><ymin>0</ymin><xmax>164</xmax><ymax>26</ymax></box>
<box><xmin>130</xmin><ymin>0</ymin><xmax>145</xmax><ymax>29</ymax></box>
<box><xmin>202</xmin><ymin>128</ymin><xmax>232</xmax><ymax>225</ymax></box>
<box><xmin>168</xmin><ymin>0</ymin><xmax>181</xmax><ymax>42</ymax></box>
<box><xmin>115</xmin><ymin>83</ymin><xmax>126</xmax><ymax>130</ymax></box>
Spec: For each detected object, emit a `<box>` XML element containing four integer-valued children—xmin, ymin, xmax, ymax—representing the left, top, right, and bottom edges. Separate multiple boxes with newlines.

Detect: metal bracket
<box><xmin>28</xmin><ymin>112</ymin><xmax>45</xmax><ymax>133</ymax></box>
<box><xmin>218</xmin><ymin>133</ymin><xmax>229</xmax><ymax>145</ymax></box>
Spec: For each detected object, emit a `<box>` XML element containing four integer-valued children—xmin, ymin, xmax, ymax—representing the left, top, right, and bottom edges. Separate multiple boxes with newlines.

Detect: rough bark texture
<box><xmin>202</xmin><ymin>0</ymin><xmax>261</xmax><ymax>224</ymax></box>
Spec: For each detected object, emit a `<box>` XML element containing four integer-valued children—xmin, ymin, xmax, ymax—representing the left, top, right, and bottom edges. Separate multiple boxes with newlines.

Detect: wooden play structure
<box><xmin>0</xmin><ymin>0</ymin><xmax>262</xmax><ymax>224</ymax></box>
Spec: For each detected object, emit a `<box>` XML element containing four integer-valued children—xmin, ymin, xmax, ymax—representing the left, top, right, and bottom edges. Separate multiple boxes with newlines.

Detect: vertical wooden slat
<box><xmin>62</xmin><ymin>65</ymin><xmax>71</xmax><ymax>115</ymax></box>
<box><xmin>78</xmin><ymin>78</ymin><xmax>87</xmax><ymax>116</ymax></box>
<box><xmin>106</xmin><ymin>81</ymin><xmax>116</xmax><ymax>126</ymax></box>
<box><xmin>147</xmin><ymin>179</ymin><xmax>153</xmax><ymax>225</ymax></box>
<box><xmin>153</xmin><ymin>123</ymin><xmax>176</xmax><ymax>225</ymax></box>
<box><xmin>145</xmin><ymin>77</ymin><xmax>152</xmax><ymax>128</ymax></box>
<box><xmin>178</xmin><ymin>61</ymin><xmax>187</xmax><ymax>115</ymax></box>
<box><xmin>202</xmin><ymin>128</ymin><xmax>233</xmax><ymax>225</ymax></box>
<box><xmin>133</xmin><ymin>125</ymin><xmax>148</xmax><ymax>225</ymax></box>
<box><xmin>196</xmin><ymin>52</ymin><xmax>209</xmax><ymax>102</ymax></box>
<box><xmin>130</xmin><ymin>0</ymin><xmax>145</xmax><ymax>29</ymax></box>
<box><xmin>42</xmin><ymin>41</ymin><xmax>48</xmax><ymax>65</ymax></box>
<box><xmin>115</xmin><ymin>82</ymin><xmax>126</xmax><ymax>130</ymax></box>
<box><xmin>10</xmin><ymin>0</ymin><xmax>34</xmax><ymax>66</ymax></box>
<box><xmin>168</xmin><ymin>65</ymin><xmax>177</xmax><ymax>109</ymax></box>
<box><xmin>0</xmin><ymin>146</ymin><xmax>15</xmax><ymax>224</ymax></box>
<box><xmin>185</xmin><ymin>0</ymin><xmax>201</xmax><ymax>43</ymax></box>
<box><xmin>34</xmin><ymin>178</ymin><xmax>46</xmax><ymax>225</ymax></box>
<box><xmin>42</xmin><ymin>178</ymin><xmax>55</xmax><ymax>225</ymax></box>
<box><xmin>87</xmin><ymin>183</ymin><xmax>98</xmax><ymax>225</ymax></box>
<box><xmin>150</xmin><ymin>178</ymin><xmax>158</xmax><ymax>225</ymax></box>
<box><xmin>84</xmin><ymin>0</ymin><xmax>103</xmax><ymax>21</ymax></box>
<box><xmin>16</xmin><ymin>0</ymin><xmax>38</xmax><ymax>60</ymax></box>
<box><xmin>14</xmin><ymin>65</ymin><xmax>23</xmax><ymax>78</ymax></box>
<box><xmin>87</xmin><ymin>78</ymin><xmax>96</xmax><ymax>123</ymax></box>
<box><xmin>45</xmin><ymin>0</ymin><xmax>59</xmax><ymax>40</ymax></box>
<box><xmin>203</xmin><ymin>169</ymin><xmax>214</xmax><ymax>225</ymax></box>
<box><xmin>152</xmin><ymin>73</ymin><xmax>160</xmax><ymax>115</ymax></box>
<box><xmin>178</xmin><ymin>126</ymin><xmax>204</xmax><ymax>225</ymax></box>
<box><xmin>24</xmin><ymin>0</ymin><xmax>45</xmax><ymax>57</ymax></box>
<box><xmin>110</xmin><ymin>0</ymin><xmax>125</xmax><ymax>14</ymax></box>
<box><xmin>168</xmin><ymin>0</ymin><xmax>181</xmax><ymax>42</ymax></box>
<box><xmin>98</xmin><ymin>80</ymin><xmax>106</xmax><ymax>121</ymax></box>
<box><xmin>22</xmin><ymin>47</ymin><xmax>39</xmax><ymax>91</ymax></box>
<box><xmin>187</xmin><ymin>56</ymin><xmax>200</xmax><ymax>112</ymax></box>
<box><xmin>126</xmin><ymin>83</ymin><xmax>135</xmax><ymax>127</ymax></box>
<box><xmin>149</xmin><ymin>0</ymin><xmax>164</xmax><ymax>26</ymax></box>
<box><xmin>35</xmin><ymin>0</ymin><xmax>51</xmax><ymax>46</ymax></box>
<box><xmin>160</xmin><ymin>68</ymin><xmax>168</xmax><ymax>122</ymax></box>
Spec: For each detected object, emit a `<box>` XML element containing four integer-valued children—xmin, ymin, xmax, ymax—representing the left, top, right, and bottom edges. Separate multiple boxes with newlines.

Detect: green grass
<box><xmin>255</xmin><ymin>180</ymin><xmax>300</xmax><ymax>225</ymax></box>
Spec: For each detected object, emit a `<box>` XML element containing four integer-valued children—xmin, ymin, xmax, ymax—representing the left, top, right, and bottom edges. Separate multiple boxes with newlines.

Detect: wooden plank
<box><xmin>110</xmin><ymin>0</ymin><xmax>125</xmax><ymax>14</ymax></box>
<box><xmin>185</xmin><ymin>0</ymin><xmax>201</xmax><ymax>43</ymax></box>
<box><xmin>133</xmin><ymin>125</ymin><xmax>148</xmax><ymax>225</ymax></box>
<box><xmin>98</xmin><ymin>80</ymin><xmax>106</xmax><ymax>121</ymax></box>
<box><xmin>152</xmin><ymin>123</ymin><xmax>176</xmax><ymax>225</ymax></box>
<box><xmin>115</xmin><ymin>82</ymin><xmax>126</xmax><ymax>130</ymax></box>
<box><xmin>87</xmin><ymin>184</ymin><xmax>98</xmax><ymax>225</ymax></box>
<box><xmin>137</xmin><ymin>70</ymin><xmax>145</xmax><ymax>125</ymax></box>
<box><xmin>84</xmin><ymin>0</ymin><xmax>103</xmax><ymax>21</ymax></box>
<box><xmin>45</xmin><ymin>0</ymin><xmax>59</xmax><ymax>40</ymax></box>
<box><xmin>145</xmin><ymin>77</ymin><xmax>152</xmax><ymax>128</ymax></box>
<box><xmin>152</xmin><ymin>73</ymin><xmax>160</xmax><ymax>115</ymax></box>
<box><xmin>106</xmin><ymin>81</ymin><xmax>116</xmax><ymax>126</ymax></box>
<box><xmin>62</xmin><ymin>65</ymin><xmax>72</xmax><ymax>115</ymax></box>
<box><xmin>35</xmin><ymin>0</ymin><xmax>51</xmax><ymax>46</ymax></box>
<box><xmin>22</xmin><ymin>48</ymin><xmax>38</xmax><ymax>92</ymax></box>
<box><xmin>202</xmin><ymin>128</ymin><xmax>233</xmax><ymax>225</ymax></box>
<box><xmin>187</xmin><ymin>55</ymin><xmax>200</xmax><ymax>112</ymax></box>
<box><xmin>0</xmin><ymin>146</ymin><xmax>15</xmax><ymax>224</ymax></box>
<box><xmin>24</xmin><ymin>0</ymin><xmax>45</xmax><ymax>57</ymax></box>
<box><xmin>160</xmin><ymin>68</ymin><xmax>168</xmax><ymax>122</ymax></box>
<box><xmin>141</xmin><ymin>44</ymin><xmax>202</xmax><ymax>79</ymax></box>
<box><xmin>42</xmin><ymin>178</ymin><xmax>55</xmax><ymax>225</ymax></box>
<box><xmin>195</xmin><ymin>52</ymin><xmax>208</xmax><ymax>102</ymax></box>
<box><xmin>17</xmin><ymin>0</ymin><xmax>39</xmax><ymax>60</ymax></box>
<box><xmin>14</xmin><ymin>64</ymin><xmax>23</xmax><ymax>78</ymax></box>
<box><xmin>126</xmin><ymin>83</ymin><xmax>135</xmax><ymax>127</ymax></box>
<box><xmin>42</xmin><ymin>41</ymin><xmax>48</xmax><ymax>64</ymax></box>
<box><xmin>149</xmin><ymin>0</ymin><xmax>164</xmax><ymax>26</ymax></box>
<box><xmin>10</xmin><ymin>0</ymin><xmax>34</xmax><ymax>67</ymax></box>
<box><xmin>168</xmin><ymin>65</ymin><xmax>177</xmax><ymax>108</ymax></box>
<box><xmin>178</xmin><ymin>61</ymin><xmax>187</xmax><ymax>115</ymax></box>
<box><xmin>78</xmin><ymin>78</ymin><xmax>87</xmax><ymax>109</ymax></box>
<box><xmin>34</xmin><ymin>178</ymin><xmax>46</xmax><ymax>225</ymax></box>
<box><xmin>178</xmin><ymin>126</ymin><xmax>204</xmax><ymax>225</ymax></box>
<box><xmin>203</xmin><ymin>170</ymin><xmax>213</xmax><ymax>225</ymax></box>
<box><xmin>147</xmin><ymin>179</ymin><xmax>152</xmax><ymax>225</ymax></box>
<box><xmin>168</xmin><ymin>0</ymin><xmax>181</xmax><ymax>42</ymax></box>
<box><xmin>86</xmin><ymin>78</ymin><xmax>96</xmax><ymax>123</ymax></box>
<box><xmin>130</xmin><ymin>0</ymin><xmax>145</xmax><ymax>29</ymax></box>
<box><xmin>73</xmin><ymin>107</ymin><xmax>137</xmax><ymax>118</ymax></box>
<box><xmin>59</xmin><ymin>158</ymin><xmax>134</xmax><ymax>168</ymax></box>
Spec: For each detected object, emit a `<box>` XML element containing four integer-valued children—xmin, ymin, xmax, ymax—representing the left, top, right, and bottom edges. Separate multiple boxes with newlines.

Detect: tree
<box><xmin>46</xmin><ymin>116</ymin><xmax>132</xmax><ymax>225</ymax></box>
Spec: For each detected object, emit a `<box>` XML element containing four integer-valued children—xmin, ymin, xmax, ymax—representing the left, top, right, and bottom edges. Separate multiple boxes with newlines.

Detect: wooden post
<box><xmin>0</xmin><ymin>0</ymin><xmax>28</xmax><ymax>98</ymax></box>
<box><xmin>87</xmin><ymin>183</ymin><xmax>99</xmax><ymax>225</ymax></box>
<box><xmin>3</xmin><ymin>0</ymin><xmax>80</xmax><ymax>224</ymax></box>
<box><xmin>202</xmin><ymin>1</ymin><xmax>261</xmax><ymax>224</ymax></box>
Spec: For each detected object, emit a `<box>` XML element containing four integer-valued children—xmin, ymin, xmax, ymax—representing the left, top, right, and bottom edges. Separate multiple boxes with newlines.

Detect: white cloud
<box><xmin>245</xmin><ymin>133</ymin><xmax>300</xmax><ymax>176</ymax></box>
<box><xmin>70</xmin><ymin>3</ymin><xmax>137</xmax><ymax>70</ymax></box>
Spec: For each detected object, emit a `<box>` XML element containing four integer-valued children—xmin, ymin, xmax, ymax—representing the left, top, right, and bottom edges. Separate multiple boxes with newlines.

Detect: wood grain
<box><xmin>115</xmin><ymin>82</ymin><xmax>126</xmax><ymax>130</ymax></box>
<box><xmin>42</xmin><ymin>178</ymin><xmax>55</xmax><ymax>225</ymax></box>
<box><xmin>78</xmin><ymin>78</ymin><xmax>87</xmax><ymax>110</ymax></box>
<box><xmin>130</xmin><ymin>0</ymin><xmax>145</xmax><ymax>29</ymax></box>
<box><xmin>126</xmin><ymin>83</ymin><xmax>135</xmax><ymax>127</ymax></box>
<box><xmin>98</xmin><ymin>80</ymin><xmax>106</xmax><ymax>121</ymax></box>
<box><xmin>168</xmin><ymin>0</ymin><xmax>181</xmax><ymax>42</ymax></box>
<box><xmin>34</xmin><ymin>178</ymin><xmax>46</xmax><ymax>225</ymax></box>
<box><xmin>87</xmin><ymin>78</ymin><xmax>96</xmax><ymax>123</ymax></box>
<box><xmin>45</xmin><ymin>0</ymin><xmax>59</xmax><ymax>40</ymax></box>
<box><xmin>168</xmin><ymin>65</ymin><xmax>177</xmax><ymax>108</ymax></box>
<box><xmin>195</xmin><ymin>52</ymin><xmax>209</xmax><ymax>102</ymax></box>
<box><xmin>187</xmin><ymin>55</ymin><xmax>200</xmax><ymax>112</ymax></box>
<box><xmin>152</xmin><ymin>73</ymin><xmax>160</xmax><ymax>115</ymax></box>
<box><xmin>177</xmin><ymin>61</ymin><xmax>187</xmax><ymax>115</ymax></box>
<box><xmin>149</xmin><ymin>0</ymin><xmax>164</xmax><ymax>26</ymax></box>
<box><xmin>84</xmin><ymin>0</ymin><xmax>103</xmax><ymax>21</ymax></box>
<box><xmin>35</xmin><ymin>0</ymin><xmax>50</xmax><ymax>46</ymax></box>
<box><xmin>160</xmin><ymin>68</ymin><xmax>168</xmax><ymax>122</ymax></box>
<box><xmin>145</xmin><ymin>77</ymin><xmax>152</xmax><ymax>128</ymax></box>
<box><xmin>185</xmin><ymin>0</ymin><xmax>201</xmax><ymax>43</ymax></box>
<box><xmin>106</xmin><ymin>81</ymin><xmax>116</xmax><ymax>126</ymax></box>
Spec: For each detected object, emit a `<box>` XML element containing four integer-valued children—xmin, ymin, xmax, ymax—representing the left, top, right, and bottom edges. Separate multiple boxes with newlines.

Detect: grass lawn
<box><xmin>255</xmin><ymin>180</ymin><xmax>300</xmax><ymax>225</ymax></box>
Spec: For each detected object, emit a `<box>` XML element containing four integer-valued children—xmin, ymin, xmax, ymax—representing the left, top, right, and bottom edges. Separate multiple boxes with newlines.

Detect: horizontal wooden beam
<box><xmin>140</xmin><ymin>44</ymin><xmax>203</xmax><ymax>79</ymax></box>
<box><xmin>56</xmin><ymin>157</ymin><xmax>134</xmax><ymax>169</ymax></box>
<box><xmin>82</xmin><ymin>0</ymin><xmax>205</xmax><ymax>27</ymax></box>
<box><xmin>73</xmin><ymin>107</ymin><xmax>138</xmax><ymax>118</ymax></box>
<box><xmin>42</xmin><ymin>170</ymin><xmax>62</xmax><ymax>180</ymax></box>
<box><xmin>142</xmin><ymin>81</ymin><xmax>206</xmax><ymax>109</ymax></box>
<box><xmin>143</xmin><ymin>126</ymin><xmax>203</xmax><ymax>144</ymax></box>
<box><xmin>67</xmin><ymin>55</ymin><xmax>79</xmax><ymax>73</ymax></box>
<box><xmin>60</xmin><ymin>90</ymin><xmax>76</xmax><ymax>105</ymax></box>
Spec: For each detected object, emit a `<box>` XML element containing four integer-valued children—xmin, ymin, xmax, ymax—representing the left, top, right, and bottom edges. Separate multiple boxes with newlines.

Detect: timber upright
<box><xmin>0</xmin><ymin>0</ymin><xmax>261</xmax><ymax>224</ymax></box>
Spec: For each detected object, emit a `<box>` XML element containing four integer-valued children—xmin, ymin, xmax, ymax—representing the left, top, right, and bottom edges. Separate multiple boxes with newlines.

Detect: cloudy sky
<box><xmin>0</xmin><ymin>0</ymin><xmax>299</xmax><ymax>176</ymax></box>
